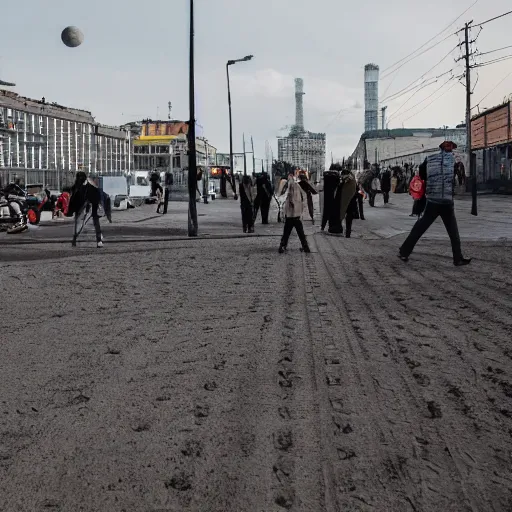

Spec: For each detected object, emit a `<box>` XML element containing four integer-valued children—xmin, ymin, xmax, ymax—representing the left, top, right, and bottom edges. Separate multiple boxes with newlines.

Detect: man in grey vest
<box><xmin>399</xmin><ymin>141</ymin><xmax>471</xmax><ymax>266</ymax></box>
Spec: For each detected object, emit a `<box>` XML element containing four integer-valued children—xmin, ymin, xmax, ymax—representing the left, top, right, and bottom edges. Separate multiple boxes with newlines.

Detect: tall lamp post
<box><xmin>188</xmin><ymin>0</ymin><xmax>198</xmax><ymax>236</ymax></box>
<box><xmin>227</xmin><ymin>55</ymin><xmax>253</xmax><ymax>198</ymax></box>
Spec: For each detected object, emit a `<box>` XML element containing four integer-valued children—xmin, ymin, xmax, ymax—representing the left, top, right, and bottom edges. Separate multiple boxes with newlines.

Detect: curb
<box><xmin>0</xmin><ymin>233</ymin><xmax>283</xmax><ymax>246</ymax></box>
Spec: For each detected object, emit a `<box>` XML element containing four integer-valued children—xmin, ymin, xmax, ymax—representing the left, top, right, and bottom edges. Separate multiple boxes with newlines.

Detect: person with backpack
<box><xmin>278</xmin><ymin>173</ymin><xmax>310</xmax><ymax>253</ymax></box>
<box><xmin>409</xmin><ymin>165</ymin><xmax>427</xmax><ymax>217</ymax></box>
<box><xmin>399</xmin><ymin>141</ymin><xmax>471</xmax><ymax>266</ymax></box>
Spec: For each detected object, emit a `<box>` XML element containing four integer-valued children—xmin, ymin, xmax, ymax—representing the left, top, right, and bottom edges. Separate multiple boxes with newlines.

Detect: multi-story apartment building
<box><xmin>0</xmin><ymin>89</ymin><xmax>131</xmax><ymax>189</ymax></box>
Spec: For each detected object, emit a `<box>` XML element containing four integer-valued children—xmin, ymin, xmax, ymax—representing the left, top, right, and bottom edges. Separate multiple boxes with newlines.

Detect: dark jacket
<box><xmin>380</xmin><ymin>170</ymin><xmax>392</xmax><ymax>193</ymax></box>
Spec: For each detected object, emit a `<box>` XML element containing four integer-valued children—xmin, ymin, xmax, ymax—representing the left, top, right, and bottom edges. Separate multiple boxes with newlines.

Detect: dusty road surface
<box><xmin>1</xmin><ymin>197</ymin><xmax>512</xmax><ymax>511</ymax></box>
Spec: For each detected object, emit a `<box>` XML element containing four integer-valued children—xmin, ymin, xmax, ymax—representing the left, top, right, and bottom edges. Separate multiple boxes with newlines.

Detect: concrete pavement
<box><xmin>2</xmin><ymin>191</ymin><xmax>512</xmax><ymax>247</ymax></box>
<box><xmin>1</xmin><ymin>193</ymin><xmax>512</xmax><ymax>511</ymax></box>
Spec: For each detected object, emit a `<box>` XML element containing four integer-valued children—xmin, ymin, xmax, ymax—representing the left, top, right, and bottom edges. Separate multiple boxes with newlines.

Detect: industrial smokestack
<box><xmin>295</xmin><ymin>78</ymin><xmax>305</xmax><ymax>131</ymax></box>
<box><xmin>364</xmin><ymin>64</ymin><xmax>379</xmax><ymax>132</ymax></box>
<box><xmin>381</xmin><ymin>106</ymin><xmax>387</xmax><ymax>130</ymax></box>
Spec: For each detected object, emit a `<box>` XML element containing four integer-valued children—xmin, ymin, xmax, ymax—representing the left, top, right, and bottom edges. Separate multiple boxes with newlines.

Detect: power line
<box><xmin>384</xmin><ymin>64</ymin><xmax>460</xmax><ymax>112</ymax></box>
<box><xmin>390</xmin><ymin>76</ymin><xmax>457</xmax><ymax>122</ymax></box>
<box><xmin>381</xmin><ymin>44</ymin><xmax>459</xmax><ymax>103</ymax></box>
<box><xmin>381</xmin><ymin>0</ymin><xmax>478</xmax><ymax>76</ymax></box>
<box><xmin>402</xmin><ymin>79</ymin><xmax>460</xmax><ymax>123</ymax></box>
<box><xmin>381</xmin><ymin>34</ymin><xmax>455</xmax><ymax>80</ymax></box>
<box><xmin>472</xmin><ymin>68</ymin><xmax>512</xmax><ymax>111</ymax></box>
<box><xmin>477</xmin><ymin>44</ymin><xmax>512</xmax><ymax>57</ymax></box>
<box><xmin>473</xmin><ymin>10</ymin><xmax>512</xmax><ymax>27</ymax></box>
<box><xmin>473</xmin><ymin>53</ymin><xmax>512</xmax><ymax>68</ymax></box>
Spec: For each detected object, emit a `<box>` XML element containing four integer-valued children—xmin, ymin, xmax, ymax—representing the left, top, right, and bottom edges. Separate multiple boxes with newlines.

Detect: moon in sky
<box><xmin>61</xmin><ymin>26</ymin><xmax>84</xmax><ymax>48</ymax></box>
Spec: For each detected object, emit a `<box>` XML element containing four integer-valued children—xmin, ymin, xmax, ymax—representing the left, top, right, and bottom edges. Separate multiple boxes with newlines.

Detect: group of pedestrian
<box><xmin>238</xmin><ymin>172</ymin><xmax>276</xmax><ymax>233</ymax></box>
<box><xmin>322</xmin><ymin>163</ymin><xmax>365</xmax><ymax>237</ymax></box>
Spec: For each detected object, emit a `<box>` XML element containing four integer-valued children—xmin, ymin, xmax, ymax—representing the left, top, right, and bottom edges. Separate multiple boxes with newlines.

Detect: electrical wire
<box><xmin>401</xmin><ymin>79</ymin><xmax>460</xmax><ymax>124</ymax></box>
<box><xmin>381</xmin><ymin>0</ymin><xmax>479</xmax><ymax>75</ymax></box>
<box><xmin>477</xmin><ymin>44</ymin><xmax>512</xmax><ymax>58</ymax></box>
<box><xmin>473</xmin><ymin>54</ymin><xmax>512</xmax><ymax>68</ymax></box>
<box><xmin>380</xmin><ymin>44</ymin><xmax>459</xmax><ymax>104</ymax></box>
<box><xmin>389</xmin><ymin>75</ymin><xmax>457</xmax><ymax>122</ymax></box>
<box><xmin>472</xmin><ymin>10</ymin><xmax>512</xmax><ymax>27</ymax></box>
<box><xmin>381</xmin><ymin>34</ymin><xmax>455</xmax><ymax>80</ymax></box>
<box><xmin>472</xmin><ymin>68</ymin><xmax>512</xmax><ymax>111</ymax></box>
<box><xmin>385</xmin><ymin>64</ymin><xmax>461</xmax><ymax>119</ymax></box>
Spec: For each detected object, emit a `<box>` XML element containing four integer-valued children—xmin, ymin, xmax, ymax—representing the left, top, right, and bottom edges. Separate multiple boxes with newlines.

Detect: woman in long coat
<box><xmin>239</xmin><ymin>175</ymin><xmax>256</xmax><ymax>233</ymax></box>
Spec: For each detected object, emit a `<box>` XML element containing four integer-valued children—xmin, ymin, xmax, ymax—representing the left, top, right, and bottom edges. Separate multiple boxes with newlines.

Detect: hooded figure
<box><xmin>298</xmin><ymin>174</ymin><xmax>318</xmax><ymax>224</ymax></box>
<box><xmin>321</xmin><ymin>168</ymin><xmax>341</xmax><ymax>232</ymax></box>
<box><xmin>239</xmin><ymin>175</ymin><xmax>256</xmax><ymax>233</ymax></box>
<box><xmin>278</xmin><ymin>174</ymin><xmax>310</xmax><ymax>253</ymax></box>
<box><xmin>337</xmin><ymin>170</ymin><xmax>357</xmax><ymax>237</ymax></box>
<box><xmin>399</xmin><ymin>141</ymin><xmax>471</xmax><ymax>266</ymax></box>
<box><xmin>253</xmin><ymin>172</ymin><xmax>273</xmax><ymax>224</ymax></box>
<box><xmin>380</xmin><ymin>167</ymin><xmax>392</xmax><ymax>204</ymax></box>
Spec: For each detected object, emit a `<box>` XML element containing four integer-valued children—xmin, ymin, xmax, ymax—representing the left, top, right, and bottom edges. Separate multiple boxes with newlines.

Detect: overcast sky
<box><xmin>2</xmin><ymin>0</ymin><xmax>511</xmax><ymax>163</ymax></box>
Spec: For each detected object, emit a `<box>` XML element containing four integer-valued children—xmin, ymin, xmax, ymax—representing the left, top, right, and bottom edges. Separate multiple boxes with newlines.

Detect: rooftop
<box><xmin>362</xmin><ymin>127</ymin><xmax>466</xmax><ymax>140</ymax></box>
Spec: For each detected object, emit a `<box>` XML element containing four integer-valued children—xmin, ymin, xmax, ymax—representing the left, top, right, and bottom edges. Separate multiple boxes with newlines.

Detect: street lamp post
<box><xmin>227</xmin><ymin>54</ymin><xmax>253</xmax><ymax>198</ymax></box>
<box><xmin>188</xmin><ymin>0</ymin><xmax>198</xmax><ymax>236</ymax></box>
<box><xmin>243</xmin><ymin>133</ymin><xmax>247</xmax><ymax>176</ymax></box>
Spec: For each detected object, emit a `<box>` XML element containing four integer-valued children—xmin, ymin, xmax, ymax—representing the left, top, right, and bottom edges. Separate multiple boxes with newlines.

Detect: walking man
<box><xmin>278</xmin><ymin>173</ymin><xmax>310</xmax><ymax>253</ymax></box>
<box><xmin>399</xmin><ymin>141</ymin><xmax>471</xmax><ymax>266</ymax></box>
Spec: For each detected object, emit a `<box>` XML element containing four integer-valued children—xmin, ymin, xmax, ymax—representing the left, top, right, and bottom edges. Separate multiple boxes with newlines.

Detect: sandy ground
<box><xmin>1</xmin><ymin>195</ymin><xmax>512</xmax><ymax>511</ymax></box>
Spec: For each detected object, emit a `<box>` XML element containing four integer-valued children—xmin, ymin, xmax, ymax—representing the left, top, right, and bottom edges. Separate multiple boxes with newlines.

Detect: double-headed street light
<box><xmin>227</xmin><ymin>55</ymin><xmax>253</xmax><ymax>199</ymax></box>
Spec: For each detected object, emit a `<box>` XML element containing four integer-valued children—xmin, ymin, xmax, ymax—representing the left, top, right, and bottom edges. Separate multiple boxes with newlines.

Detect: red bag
<box><xmin>409</xmin><ymin>175</ymin><xmax>425</xmax><ymax>200</ymax></box>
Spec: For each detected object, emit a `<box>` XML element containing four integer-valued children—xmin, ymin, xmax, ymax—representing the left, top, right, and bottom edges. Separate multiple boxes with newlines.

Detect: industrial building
<box><xmin>277</xmin><ymin>78</ymin><xmax>326</xmax><ymax>180</ymax></box>
<box><xmin>351</xmin><ymin>127</ymin><xmax>467</xmax><ymax>170</ymax></box>
<box><xmin>364</xmin><ymin>64</ymin><xmax>379</xmax><ymax>132</ymax></box>
<box><xmin>351</xmin><ymin>62</ymin><xmax>468</xmax><ymax>171</ymax></box>
<box><xmin>0</xmin><ymin>89</ymin><xmax>131</xmax><ymax>189</ymax></box>
<box><xmin>471</xmin><ymin>98</ymin><xmax>512</xmax><ymax>192</ymax></box>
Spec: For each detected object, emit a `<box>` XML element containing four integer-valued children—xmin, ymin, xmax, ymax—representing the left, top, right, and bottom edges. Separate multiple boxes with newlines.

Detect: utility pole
<box><xmin>188</xmin><ymin>0</ymin><xmax>198</xmax><ymax>235</ymax></box>
<box><xmin>464</xmin><ymin>21</ymin><xmax>477</xmax><ymax>216</ymax></box>
<box><xmin>203</xmin><ymin>139</ymin><xmax>209</xmax><ymax>204</ymax></box>
<box><xmin>251</xmin><ymin>136</ymin><xmax>255</xmax><ymax>176</ymax></box>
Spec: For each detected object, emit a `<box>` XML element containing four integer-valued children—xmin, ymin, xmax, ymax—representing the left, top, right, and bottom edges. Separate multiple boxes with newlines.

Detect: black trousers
<box><xmin>345</xmin><ymin>212</ymin><xmax>354</xmax><ymax>238</ymax></box>
<box><xmin>400</xmin><ymin>201</ymin><xmax>463</xmax><ymax>262</ymax></box>
<box><xmin>163</xmin><ymin>188</ymin><xmax>170</xmax><ymax>214</ymax></box>
<box><xmin>382</xmin><ymin>191</ymin><xmax>390</xmax><ymax>204</ymax></box>
<box><xmin>241</xmin><ymin>205</ymin><xmax>254</xmax><ymax>231</ymax></box>
<box><xmin>281</xmin><ymin>217</ymin><xmax>308</xmax><ymax>248</ymax></box>
<box><xmin>260</xmin><ymin>198</ymin><xmax>271</xmax><ymax>224</ymax></box>
<box><xmin>357</xmin><ymin>193</ymin><xmax>365</xmax><ymax>219</ymax></box>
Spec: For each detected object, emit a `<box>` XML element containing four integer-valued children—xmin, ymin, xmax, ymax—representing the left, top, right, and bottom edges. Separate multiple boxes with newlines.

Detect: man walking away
<box><xmin>380</xmin><ymin>167</ymin><xmax>392</xmax><ymax>204</ymax></box>
<box><xmin>254</xmin><ymin>172</ymin><xmax>273</xmax><ymax>224</ymax></box>
<box><xmin>239</xmin><ymin>175</ymin><xmax>255</xmax><ymax>233</ymax></box>
<box><xmin>338</xmin><ymin>168</ymin><xmax>357</xmax><ymax>238</ymax></box>
<box><xmin>279</xmin><ymin>173</ymin><xmax>310</xmax><ymax>253</ymax></box>
<box><xmin>399</xmin><ymin>141</ymin><xmax>471</xmax><ymax>266</ymax></box>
